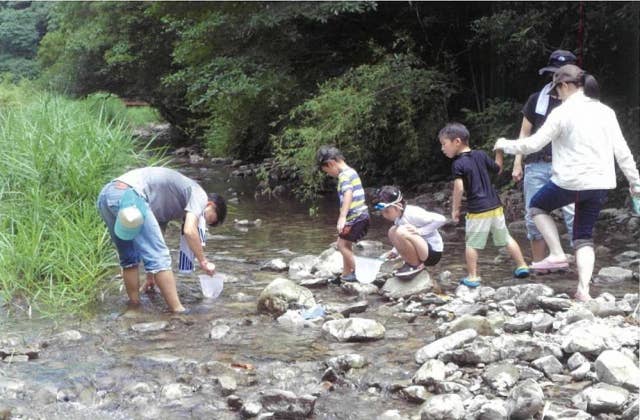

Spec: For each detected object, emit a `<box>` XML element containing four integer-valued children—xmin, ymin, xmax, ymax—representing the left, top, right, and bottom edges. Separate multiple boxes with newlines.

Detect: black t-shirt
<box><xmin>452</xmin><ymin>150</ymin><xmax>502</xmax><ymax>213</ymax></box>
<box><xmin>521</xmin><ymin>89</ymin><xmax>562</xmax><ymax>164</ymax></box>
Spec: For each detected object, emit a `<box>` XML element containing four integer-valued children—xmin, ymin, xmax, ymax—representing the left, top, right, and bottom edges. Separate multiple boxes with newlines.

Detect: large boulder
<box><xmin>257</xmin><ymin>278</ymin><xmax>316</xmax><ymax>316</ymax></box>
<box><xmin>382</xmin><ymin>270</ymin><xmax>434</xmax><ymax>300</ymax></box>
<box><xmin>594</xmin><ymin>350</ymin><xmax>640</xmax><ymax>391</ymax></box>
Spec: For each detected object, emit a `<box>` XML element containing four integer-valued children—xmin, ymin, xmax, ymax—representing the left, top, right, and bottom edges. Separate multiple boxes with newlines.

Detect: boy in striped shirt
<box><xmin>317</xmin><ymin>146</ymin><xmax>370</xmax><ymax>282</ymax></box>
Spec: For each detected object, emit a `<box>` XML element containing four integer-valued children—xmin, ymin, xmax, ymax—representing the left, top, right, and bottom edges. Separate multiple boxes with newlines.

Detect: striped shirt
<box><xmin>337</xmin><ymin>167</ymin><xmax>368</xmax><ymax>223</ymax></box>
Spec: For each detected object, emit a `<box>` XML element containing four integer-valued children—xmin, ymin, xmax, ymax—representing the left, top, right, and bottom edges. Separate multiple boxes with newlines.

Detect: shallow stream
<box><xmin>1</xmin><ymin>160</ymin><xmax>637</xmax><ymax>419</ymax></box>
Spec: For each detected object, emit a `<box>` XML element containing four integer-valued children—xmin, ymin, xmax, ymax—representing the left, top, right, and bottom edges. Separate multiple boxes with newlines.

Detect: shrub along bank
<box><xmin>0</xmin><ymin>82</ymin><xmax>163</xmax><ymax>315</ymax></box>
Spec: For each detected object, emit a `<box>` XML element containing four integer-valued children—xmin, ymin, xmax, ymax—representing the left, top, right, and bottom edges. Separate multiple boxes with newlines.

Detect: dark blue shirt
<box><xmin>521</xmin><ymin>89</ymin><xmax>562</xmax><ymax>164</ymax></box>
<box><xmin>452</xmin><ymin>150</ymin><xmax>502</xmax><ymax>213</ymax></box>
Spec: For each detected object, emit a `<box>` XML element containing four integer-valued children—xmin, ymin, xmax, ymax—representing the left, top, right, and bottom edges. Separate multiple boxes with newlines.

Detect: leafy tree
<box><xmin>0</xmin><ymin>2</ymin><xmax>50</xmax><ymax>78</ymax></box>
<box><xmin>272</xmin><ymin>53</ymin><xmax>456</xmax><ymax>198</ymax></box>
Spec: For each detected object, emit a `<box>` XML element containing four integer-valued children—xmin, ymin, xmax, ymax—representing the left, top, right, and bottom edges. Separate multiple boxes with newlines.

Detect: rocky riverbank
<box><xmin>3</xmin><ymin>234</ymin><xmax>638</xmax><ymax>419</ymax></box>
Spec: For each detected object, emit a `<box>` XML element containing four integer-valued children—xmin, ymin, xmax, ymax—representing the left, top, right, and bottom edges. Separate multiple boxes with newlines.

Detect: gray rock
<box><xmin>419</xmin><ymin>394</ymin><xmax>465</xmax><ymax>420</ymax></box>
<box><xmin>614</xmin><ymin>250</ymin><xmax>640</xmax><ymax>263</ymax></box>
<box><xmin>498</xmin><ymin>299</ymin><xmax>518</xmax><ymax>316</ymax></box>
<box><xmin>584</xmin><ymin>298</ymin><xmax>630</xmax><ymax>317</ymax></box>
<box><xmin>322</xmin><ymin>318</ymin><xmax>385</xmax><ymax>342</ymax></box>
<box><xmin>503</xmin><ymin>314</ymin><xmax>532</xmax><ymax>333</ymax></box>
<box><xmin>130</xmin><ymin>321</ymin><xmax>168</xmax><ymax>333</ymax></box>
<box><xmin>621</xmin><ymin>398</ymin><xmax>639</xmax><ymax>420</ymax></box>
<box><xmin>340</xmin><ymin>281</ymin><xmax>379</xmax><ymax>296</ymax></box>
<box><xmin>161</xmin><ymin>383</ymin><xmax>188</xmax><ymax>400</ymax></box>
<box><xmin>288</xmin><ymin>255</ymin><xmax>319</xmax><ymax>280</ymax></box>
<box><xmin>440</xmin><ymin>315</ymin><xmax>496</xmax><ymax>336</ymax></box>
<box><xmin>595</xmin><ymin>350</ymin><xmax>640</xmax><ymax>391</ymax></box>
<box><xmin>516</xmin><ymin>365</ymin><xmax>545</xmax><ymax>381</ymax></box>
<box><xmin>530</xmin><ymin>312</ymin><xmax>555</xmax><ymax>333</ymax></box>
<box><xmin>436</xmin><ymin>300</ymin><xmax>487</xmax><ymax>319</ymax></box>
<box><xmin>379</xmin><ymin>409</ymin><xmax>409</xmax><ymax>420</ymax></box>
<box><xmin>560</xmin><ymin>319</ymin><xmax>640</xmax><ymax>355</ymax></box>
<box><xmin>542</xmin><ymin>403</ymin><xmax>591</xmax><ymax>420</ymax></box>
<box><xmin>401</xmin><ymin>385</ymin><xmax>430</xmax><ymax>403</ymax></box>
<box><xmin>241</xmin><ymin>399</ymin><xmax>262</xmax><ymax>417</ymax></box>
<box><xmin>567</xmin><ymin>352</ymin><xmax>589</xmax><ymax>370</ymax></box>
<box><xmin>415</xmin><ymin>329</ymin><xmax>478</xmax><ymax>363</ymax></box>
<box><xmin>210</xmin><ymin>325</ymin><xmax>231</xmax><ymax>340</ymax></box>
<box><xmin>260</xmin><ymin>258</ymin><xmax>288</xmax><ymax>272</ymax></box>
<box><xmin>494</xmin><ymin>284</ymin><xmax>554</xmax><ymax>310</ymax></box>
<box><xmin>53</xmin><ymin>330</ymin><xmax>83</xmax><ymax>342</ymax></box>
<box><xmin>413</xmin><ymin>359</ymin><xmax>446</xmax><ymax>385</ymax></box>
<box><xmin>570</xmin><ymin>362</ymin><xmax>591</xmax><ymax>380</ymax></box>
<box><xmin>326</xmin><ymin>354</ymin><xmax>368</xmax><ymax>372</ymax></box>
<box><xmin>439</xmin><ymin>338</ymin><xmax>500</xmax><ymax>365</ymax></box>
<box><xmin>313</xmin><ymin>248</ymin><xmax>343</xmax><ymax>277</ymax></box>
<box><xmin>531</xmin><ymin>355</ymin><xmax>564</xmax><ymax>378</ymax></box>
<box><xmin>259</xmin><ymin>389</ymin><xmax>316</xmax><ymax>419</ymax></box>
<box><xmin>455</xmin><ymin>284</ymin><xmax>479</xmax><ymax>303</ymax></box>
<box><xmin>573</xmin><ymin>383</ymin><xmax>629</xmax><ymax>414</ymax></box>
<box><xmin>433</xmin><ymin>382</ymin><xmax>472</xmax><ymax>401</ymax></box>
<box><xmin>325</xmin><ymin>300</ymin><xmax>368</xmax><ymax>317</ymax></box>
<box><xmin>482</xmin><ymin>362</ymin><xmax>520</xmax><ymax>392</ymax></box>
<box><xmin>257</xmin><ymin>278</ymin><xmax>315</xmax><ymax>316</ymax></box>
<box><xmin>597</xmin><ymin>266</ymin><xmax>634</xmax><ymax>283</ymax></box>
<box><xmin>538</xmin><ymin>296</ymin><xmax>573</xmax><ymax>312</ymax></box>
<box><xmin>382</xmin><ymin>271</ymin><xmax>434</xmax><ymax>300</ymax></box>
<box><xmin>506</xmin><ymin>379</ymin><xmax>545</xmax><ymax>420</ymax></box>
<box><xmin>493</xmin><ymin>334</ymin><xmax>563</xmax><ymax>362</ymax></box>
<box><xmin>219</xmin><ymin>375</ymin><xmax>237</xmax><ymax>396</ymax></box>
<box><xmin>477</xmin><ymin>399</ymin><xmax>508</xmax><ymax>420</ymax></box>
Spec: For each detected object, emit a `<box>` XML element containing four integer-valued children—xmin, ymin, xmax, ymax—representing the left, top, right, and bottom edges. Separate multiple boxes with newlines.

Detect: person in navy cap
<box><xmin>511</xmin><ymin>50</ymin><xmax>577</xmax><ymax>271</ymax></box>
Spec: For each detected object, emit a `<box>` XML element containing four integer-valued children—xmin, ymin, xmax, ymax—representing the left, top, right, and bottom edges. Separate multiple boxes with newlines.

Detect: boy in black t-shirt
<box><xmin>438</xmin><ymin>122</ymin><xmax>529</xmax><ymax>287</ymax></box>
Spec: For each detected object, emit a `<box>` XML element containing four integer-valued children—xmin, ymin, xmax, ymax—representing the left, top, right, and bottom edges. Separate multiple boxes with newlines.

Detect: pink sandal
<box><xmin>530</xmin><ymin>257</ymin><xmax>569</xmax><ymax>272</ymax></box>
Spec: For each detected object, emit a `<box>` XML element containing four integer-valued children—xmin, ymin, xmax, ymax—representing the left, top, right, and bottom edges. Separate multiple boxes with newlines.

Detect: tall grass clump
<box><xmin>0</xmin><ymin>83</ymin><xmax>164</xmax><ymax>315</ymax></box>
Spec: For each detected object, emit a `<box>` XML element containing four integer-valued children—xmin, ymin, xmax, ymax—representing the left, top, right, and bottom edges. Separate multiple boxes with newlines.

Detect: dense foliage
<box><xmin>0</xmin><ymin>2</ymin><xmax>50</xmax><ymax>79</ymax></box>
<box><xmin>5</xmin><ymin>1</ymin><xmax>639</xmax><ymax>194</ymax></box>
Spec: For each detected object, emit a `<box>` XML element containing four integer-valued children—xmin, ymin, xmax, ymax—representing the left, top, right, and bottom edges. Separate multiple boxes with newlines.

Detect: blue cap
<box><xmin>114</xmin><ymin>189</ymin><xmax>147</xmax><ymax>241</ymax></box>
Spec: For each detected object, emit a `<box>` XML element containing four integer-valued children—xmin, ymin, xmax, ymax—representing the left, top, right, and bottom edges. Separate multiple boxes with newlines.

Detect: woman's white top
<box><xmin>394</xmin><ymin>205</ymin><xmax>446</xmax><ymax>252</ymax></box>
<box><xmin>496</xmin><ymin>90</ymin><xmax>640</xmax><ymax>191</ymax></box>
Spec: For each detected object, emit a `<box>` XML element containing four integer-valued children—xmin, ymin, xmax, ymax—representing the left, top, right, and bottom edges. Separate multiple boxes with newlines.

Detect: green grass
<box><xmin>0</xmin><ymin>82</ymin><xmax>166</xmax><ymax>316</ymax></box>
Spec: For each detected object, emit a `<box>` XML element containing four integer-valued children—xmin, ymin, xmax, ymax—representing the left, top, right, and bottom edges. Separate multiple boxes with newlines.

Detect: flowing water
<box><xmin>1</xmin><ymin>160</ymin><xmax>637</xmax><ymax>419</ymax></box>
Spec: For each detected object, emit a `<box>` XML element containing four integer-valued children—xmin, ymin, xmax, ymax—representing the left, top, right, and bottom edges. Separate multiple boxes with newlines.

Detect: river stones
<box><xmin>259</xmin><ymin>389</ymin><xmax>316</xmax><ymax>418</ymax></box>
<box><xmin>415</xmin><ymin>329</ymin><xmax>477</xmax><ymax>363</ymax></box>
<box><xmin>321</xmin><ymin>318</ymin><xmax>385</xmax><ymax>342</ymax></box>
<box><xmin>257</xmin><ymin>278</ymin><xmax>315</xmax><ymax>316</ymax></box>
<box><xmin>506</xmin><ymin>379</ymin><xmax>544</xmax><ymax>420</ymax></box>
<box><xmin>594</xmin><ymin>350</ymin><xmax>640</xmax><ymax>391</ymax></box>
<box><xmin>419</xmin><ymin>394</ymin><xmax>465</xmax><ymax>420</ymax></box>
<box><xmin>382</xmin><ymin>270</ymin><xmax>434</xmax><ymax>300</ymax></box>
<box><xmin>572</xmin><ymin>383</ymin><xmax>629</xmax><ymax>414</ymax></box>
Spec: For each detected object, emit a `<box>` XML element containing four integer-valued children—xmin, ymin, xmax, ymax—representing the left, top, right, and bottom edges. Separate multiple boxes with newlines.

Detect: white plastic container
<box><xmin>354</xmin><ymin>256</ymin><xmax>384</xmax><ymax>284</ymax></box>
<box><xmin>198</xmin><ymin>273</ymin><xmax>224</xmax><ymax>299</ymax></box>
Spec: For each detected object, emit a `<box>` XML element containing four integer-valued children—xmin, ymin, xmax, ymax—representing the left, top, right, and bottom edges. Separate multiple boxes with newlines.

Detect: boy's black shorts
<box><xmin>339</xmin><ymin>216</ymin><xmax>370</xmax><ymax>242</ymax></box>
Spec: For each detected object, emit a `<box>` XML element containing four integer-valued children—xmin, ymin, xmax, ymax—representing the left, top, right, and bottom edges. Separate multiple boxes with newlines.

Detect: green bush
<box><xmin>272</xmin><ymin>54</ymin><xmax>456</xmax><ymax>199</ymax></box>
<box><xmin>0</xmin><ymin>83</ymin><xmax>163</xmax><ymax>315</ymax></box>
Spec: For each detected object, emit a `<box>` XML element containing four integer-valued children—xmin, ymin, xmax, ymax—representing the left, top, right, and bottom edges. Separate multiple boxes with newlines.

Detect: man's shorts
<box><xmin>465</xmin><ymin>206</ymin><xmax>509</xmax><ymax>249</ymax></box>
<box><xmin>339</xmin><ymin>216</ymin><xmax>370</xmax><ymax>243</ymax></box>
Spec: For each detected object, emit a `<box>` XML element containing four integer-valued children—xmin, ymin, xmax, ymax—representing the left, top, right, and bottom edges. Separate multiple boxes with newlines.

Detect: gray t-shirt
<box><xmin>117</xmin><ymin>167</ymin><xmax>208</xmax><ymax>223</ymax></box>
